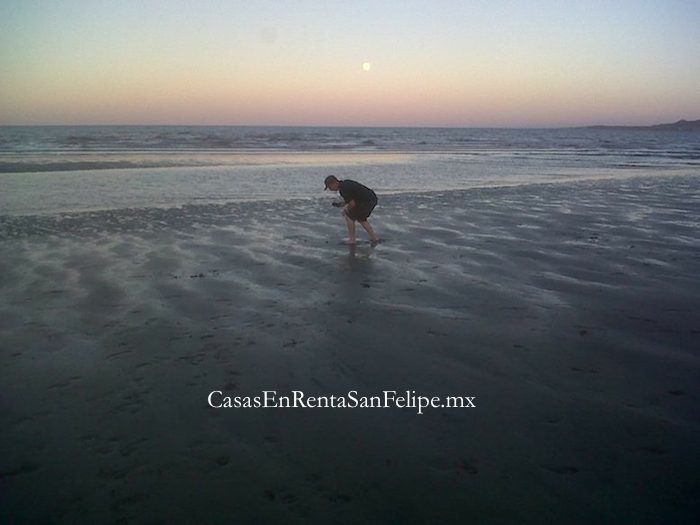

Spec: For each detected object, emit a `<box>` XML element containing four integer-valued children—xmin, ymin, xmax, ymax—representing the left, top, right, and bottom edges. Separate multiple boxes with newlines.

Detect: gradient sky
<box><xmin>1</xmin><ymin>0</ymin><xmax>698</xmax><ymax>127</ymax></box>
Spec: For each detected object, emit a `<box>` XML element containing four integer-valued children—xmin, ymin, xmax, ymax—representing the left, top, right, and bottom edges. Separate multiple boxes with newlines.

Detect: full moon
<box><xmin>362</xmin><ymin>62</ymin><xmax>371</xmax><ymax>71</ymax></box>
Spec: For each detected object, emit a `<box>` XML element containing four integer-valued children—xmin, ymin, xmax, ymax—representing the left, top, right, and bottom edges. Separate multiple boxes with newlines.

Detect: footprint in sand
<box><xmin>543</xmin><ymin>465</ymin><xmax>578</xmax><ymax>475</ymax></box>
<box><xmin>0</xmin><ymin>461</ymin><xmax>39</xmax><ymax>479</ymax></box>
<box><xmin>328</xmin><ymin>493</ymin><xmax>352</xmax><ymax>502</ymax></box>
<box><xmin>667</xmin><ymin>389</ymin><xmax>685</xmax><ymax>396</ymax></box>
<box><xmin>571</xmin><ymin>367</ymin><xmax>598</xmax><ymax>374</ymax></box>
<box><xmin>640</xmin><ymin>446</ymin><xmax>666</xmax><ymax>455</ymax></box>
<box><xmin>455</xmin><ymin>458</ymin><xmax>479</xmax><ymax>475</ymax></box>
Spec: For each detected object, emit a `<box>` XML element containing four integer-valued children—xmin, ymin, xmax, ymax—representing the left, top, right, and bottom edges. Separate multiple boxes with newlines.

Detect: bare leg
<box><xmin>343</xmin><ymin>210</ymin><xmax>357</xmax><ymax>244</ymax></box>
<box><xmin>359</xmin><ymin>220</ymin><xmax>379</xmax><ymax>242</ymax></box>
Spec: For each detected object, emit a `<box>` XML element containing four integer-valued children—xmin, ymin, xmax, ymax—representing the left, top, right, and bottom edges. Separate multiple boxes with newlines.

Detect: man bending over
<box><xmin>324</xmin><ymin>175</ymin><xmax>379</xmax><ymax>244</ymax></box>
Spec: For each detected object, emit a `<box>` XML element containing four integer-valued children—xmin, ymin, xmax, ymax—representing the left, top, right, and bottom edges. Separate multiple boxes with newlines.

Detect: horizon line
<box><xmin>0</xmin><ymin>119</ymin><xmax>696</xmax><ymax>130</ymax></box>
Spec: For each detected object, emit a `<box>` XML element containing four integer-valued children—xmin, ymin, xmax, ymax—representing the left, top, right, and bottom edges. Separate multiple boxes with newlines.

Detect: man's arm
<box><xmin>332</xmin><ymin>199</ymin><xmax>355</xmax><ymax>209</ymax></box>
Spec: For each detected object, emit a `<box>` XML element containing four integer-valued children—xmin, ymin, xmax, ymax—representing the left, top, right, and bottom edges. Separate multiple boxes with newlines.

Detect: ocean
<box><xmin>0</xmin><ymin>126</ymin><xmax>698</xmax><ymax>215</ymax></box>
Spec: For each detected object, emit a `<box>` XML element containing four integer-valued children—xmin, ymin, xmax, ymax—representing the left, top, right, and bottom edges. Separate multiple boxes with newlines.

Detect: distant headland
<box><xmin>583</xmin><ymin>119</ymin><xmax>700</xmax><ymax>131</ymax></box>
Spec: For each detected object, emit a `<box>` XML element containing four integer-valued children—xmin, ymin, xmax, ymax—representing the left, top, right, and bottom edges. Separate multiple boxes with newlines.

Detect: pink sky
<box><xmin>1</xmin><ymin>1</ymin><xmax>698</xmax><ymax>127</ymax></box>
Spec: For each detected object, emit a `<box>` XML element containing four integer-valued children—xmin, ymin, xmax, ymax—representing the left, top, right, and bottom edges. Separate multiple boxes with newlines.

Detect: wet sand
<box><xmin>1</xmin><ymin>174</ymin><xmax>699</xmax><ymax>524</ymax></box>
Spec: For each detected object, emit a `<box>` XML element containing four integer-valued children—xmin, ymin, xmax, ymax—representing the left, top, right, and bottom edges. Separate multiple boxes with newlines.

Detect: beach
<box><xmin>1</xmin><ymin>172</ymin><xmax>698</xmax><ymax>523</ymax></box>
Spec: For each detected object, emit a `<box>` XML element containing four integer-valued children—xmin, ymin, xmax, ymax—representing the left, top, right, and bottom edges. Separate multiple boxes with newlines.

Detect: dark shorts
<box><xmin>347</xmin><ymin>198</ymin><xmax>377</xmax><ymax>222</ymax></box>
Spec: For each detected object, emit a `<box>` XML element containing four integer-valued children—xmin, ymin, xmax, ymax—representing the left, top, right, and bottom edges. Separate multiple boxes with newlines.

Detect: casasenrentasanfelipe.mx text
<box><xmin>208</xmin><ymin>390</ymin><xmax>476</xmax><ymax>415</ymax></box>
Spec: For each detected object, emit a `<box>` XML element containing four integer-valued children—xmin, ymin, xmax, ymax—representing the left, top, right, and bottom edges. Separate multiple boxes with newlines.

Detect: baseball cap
<box><xmin>324</xmin><ymin>175</ymin><xmax>338</xmax><ymax>189</ymax></box>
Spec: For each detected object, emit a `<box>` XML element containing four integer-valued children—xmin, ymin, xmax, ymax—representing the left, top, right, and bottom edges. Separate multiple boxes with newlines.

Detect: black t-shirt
<box><xmin>339</xmin><ymin>180</ymin><xmax>377</xmax><ymax>204</ymax></box>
